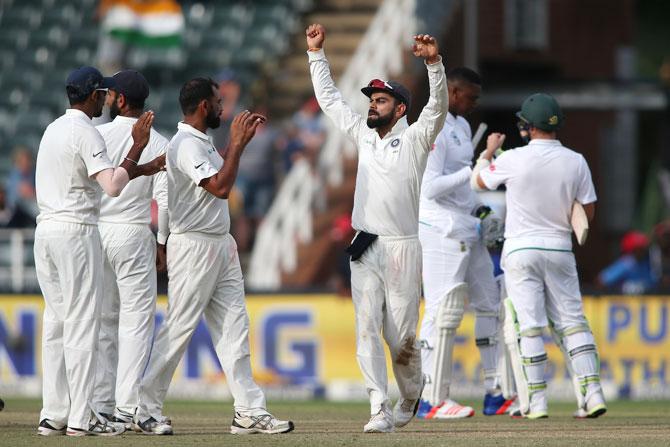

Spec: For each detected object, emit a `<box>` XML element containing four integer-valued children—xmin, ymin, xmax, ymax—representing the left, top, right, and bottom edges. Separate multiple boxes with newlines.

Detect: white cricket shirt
<box><xmin>479</xmin><ymin>139</ymin><xmax>597</xmax><ymax>251</ymax></box>
<box><xmin>97</xmin><ymin>116</ymin><xmax>168</xmax><ymax>226</ymax></box>
<box><xmin>419</xmin><ymin>112</ymin><xmax>480</xmax><ymax>241</ymax></box>
<box><xmin>308</xmin><ymin>49</ymin><xmax>448</xmax><ymax>237</ymax></box>
<box><xmin>36</xmin><ymin>109</ymin><xmax>114</xmax><ymax>225</ymax></box>
<box><xmin>167</xmin><ymin>122</ymin><xmax>230</xmax><ymax>236</ymax></box>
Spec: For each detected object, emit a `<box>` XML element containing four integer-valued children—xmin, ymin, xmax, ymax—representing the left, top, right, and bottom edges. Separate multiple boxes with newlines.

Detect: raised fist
<box><xmin>306</xmin><ymin>23</ymin><xmax>325</xmax><ymax>50</ymax></box>
<box><xmin>412</xmin><ymin>34</ymin><xmax>439</xmax><ymax>64</ymax></box>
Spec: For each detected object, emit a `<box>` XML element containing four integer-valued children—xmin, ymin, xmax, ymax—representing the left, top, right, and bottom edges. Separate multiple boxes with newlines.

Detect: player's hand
<box><xmin>306</xmin><ymin>23</ymin><xmax>325</xmax><ymax>50</ymax></box>
<box><xmin>484</xmin><ymin>133</ymin><xmax>505</xmax><ymax>160</ymax></box>
<box><xmin>229</xmin><ymin>110</ymin><xmax>266</xmax><ymax>151</ymax></box>
<box><xmin>156</xmin><ymin>242</ymin><xmax>167</xmax><ymax>273</ymax></box>
<box><xmin>131</xmin><ymin>110</ymin><xmax>154</xmax><ymax>149</ymax></box>
<box><xmin>144</xmin><ymin>154</ymin><xmax>166</xmax><ymax>176</ymax></box>
<box><xmin>412</xmin><ymin>34</ymin><xmax>440</xmax><ymax>64</ymax></box>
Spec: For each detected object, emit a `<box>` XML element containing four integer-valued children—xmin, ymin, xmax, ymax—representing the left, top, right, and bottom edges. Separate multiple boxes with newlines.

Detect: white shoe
<box><xmin>573</xmin><ymin>408</ymin><xmax>588</xmax><ymax>418</ymax></box>
<box><xmin>430</xmin><ymin>399</ymin><xmax>474</xmax><ymax>419</ymax></box>
<box><xmin>66</xmin><ymin>419</ymin><xmax>126</xmax><ymax>436</ymax></box>
<box><xmin>230</xmin><ymin>412</ymin><xmax>294</xmax><ymax>434</ymax></box>
<box><xmin>37</xmin><ymin>419</ymin><xmax>66</xmax><ymax>436</ymax></box>
<box><xmin>132</xmin><ymin>416</ymin><xmax>174</xmax><ymax>435</ymax></box>
<box><xmin>393</xmin><ymin>396</ymin><xmax>421</xmax><ymax>428</ymax></box>
<box><xmin>584</xmin><ymin>389</ymin><xmax>607</xmax><ymax>418</ymax></box>
<box><xmin>363</xmin><ymin>406</ymin><xmax>394</xmax><ymax>433</ymax></box>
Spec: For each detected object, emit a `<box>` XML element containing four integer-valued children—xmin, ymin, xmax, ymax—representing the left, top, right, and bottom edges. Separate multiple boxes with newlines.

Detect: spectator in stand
<box><xmin>651</xmin><ymin>220</ymin><xmax>670</xmax><ymax>290</ymax></box>
<box><xmin>234</xmin><ymin>104</ymin><xmax>279</xmax><ymax>252</ymax></box>
<box><xmin>0</xmin><ymin>185</ymin><xmax>35</xmax><ymax>228</ymax></box>
<box><xmin>290</xmin><ymin>96</ymin><xmax>325</xmax><ymax>170</ymax></box>
<box><xmin>211</xmin><ymin>69</ymin><xmax>245</xmax><ymax>152</ymax></box>
<box><xmin>5</xmin><ymin>147</ymin><xmax>38</xmax><ymax>218</ymax></box>
<box><xmin>597</xmin><ymin>231</ymin><xmax>658</xmax><ymax>294</ymax></box>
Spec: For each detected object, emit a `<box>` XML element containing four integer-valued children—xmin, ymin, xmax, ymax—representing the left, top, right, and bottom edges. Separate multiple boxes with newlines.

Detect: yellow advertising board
<box><xmin>0</xmin><ymin>295</ymin><xmax>668</xmax><ymax>398</ymax></box>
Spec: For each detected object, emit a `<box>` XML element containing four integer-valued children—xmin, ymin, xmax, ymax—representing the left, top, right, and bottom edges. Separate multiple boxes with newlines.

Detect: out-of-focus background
<box><xmin>0</xmin><ymin>0</ymin><xmax>668</xmax><ymax>403</ymax></box>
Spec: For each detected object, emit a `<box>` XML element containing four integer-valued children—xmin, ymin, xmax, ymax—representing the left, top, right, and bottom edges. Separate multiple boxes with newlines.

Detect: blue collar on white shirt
<box><xmin>177</xmin><ymin>121</ymin><xmax>211</xmax><ymax>142</ymax></box>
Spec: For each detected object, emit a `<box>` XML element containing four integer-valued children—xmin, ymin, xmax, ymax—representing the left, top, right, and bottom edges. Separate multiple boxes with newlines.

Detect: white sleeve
<box><xmin>152</xmin><ymin>140</ymin><xmax>169</xmax><ymax>243</ymax></box>
<box><xmin>405</xmin><ymin>57</ymin><xmax>449</xmax><ymax>155</ymax></box>
<box><xmin>422</xmin><ymin>130</ymin><xmax>472</xmax><ymax>200</ymax></box>
<box><xmin>95</xmin><ymin>167</ymin><xmax>130</xmax><ymax>197</ymax></box>
<box><xmin>424</xmin><ymin>166</ymin><xmax>473</xmax><ymax>200</ymax></box>
<box><xmin>177</xmin><ymin>142</ymin><xmax>219</xmax><ymax>185</ymax></box>
<box><xmin>308</xmin><ymin>49</ymin><xmax>366</xmax><ymax>145</ymax></box>
<box><xmin>479</xmin><ymin>150</ymin><xmax>514</xmax><ymax>190</ymax></box>
<box><xmin>576</xmin><ymin>155</ymin><xmax>597</xmax><ymax>204</ymax></box>
<box><xmin>81</xmin><ymin>128</ymin><xmax>114</xmax><ymax>177</ymax></box>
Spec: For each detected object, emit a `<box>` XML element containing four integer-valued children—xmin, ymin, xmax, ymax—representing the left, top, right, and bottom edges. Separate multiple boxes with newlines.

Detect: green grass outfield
<box><xmin>1</xmin><ymin>399</ymin><xmax>669</xmax><ymax>446</ymax></box>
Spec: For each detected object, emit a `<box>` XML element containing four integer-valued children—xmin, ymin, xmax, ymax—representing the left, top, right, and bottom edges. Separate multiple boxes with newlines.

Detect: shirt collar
<box><xmin>529</xmin><ymin>138</ymin><xmax>561</xmax><ymax>146</ymax></box>
<box><xmin>65</xmin><ymin>109</ymin><xmax>91</xmax><ymax>121</ymax></box>
<box><xmin>445</xmin><ymin>112</ymin><xmax>457</xmax><ymax>125</ymax></box>
<box><xmin>386</xmin><ymin>116</ymin><xmax>408</xmax><ymax>138</ymax></box>
<box><xmin>113</xmin><ymin>115</ymin><xmax>139</xmax><ymax>125</ymax></box>
<box><xmin>177</xmin><ymin>121</ymin><xmax>211</xmax><ymax>142</ymax></box>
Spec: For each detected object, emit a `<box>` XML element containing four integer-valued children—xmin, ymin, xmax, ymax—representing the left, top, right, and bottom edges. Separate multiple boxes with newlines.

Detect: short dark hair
<box><xmin>125</xmin><ymin>96</ymin><xmax>146</xmax><ymax>111</ymax></box>
<box><xmin>447</xmin><ymin>67</ymin><xmax>482</xmax><ymax>86</ymax></box>
<box><xmin>66</xmin><ymin>86</ymin><xmax>90</xmax><ymax>106</ymax></box>
<box><xmin>179</xmin><ymin>77</ymin><xmax>218</xmax><ymax>115</ymax></box>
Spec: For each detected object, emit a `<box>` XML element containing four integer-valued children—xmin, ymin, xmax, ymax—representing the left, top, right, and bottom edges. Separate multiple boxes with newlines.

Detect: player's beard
<box><xmin>109</xmin><ymin>100</ymin><xmax>121</xmax><ymax>120</ymax></box>
<box><xmin>206</xmin><ymin>107</ymin><xmax>221</xmax><ymax>129</ymax></box>
<box><xmin>366</xmin><ymin>109</ymin><xmax>393</xmax><ymax>128</ymax></box>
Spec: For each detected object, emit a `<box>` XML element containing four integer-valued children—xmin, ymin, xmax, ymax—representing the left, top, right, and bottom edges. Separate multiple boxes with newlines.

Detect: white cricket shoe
<box><xmin>393</xmin><ymin>396</ymin><xmax>421</xmax><ymax>428</ymax></box>
<box><xmin>132</xmin><ymin>416</ymin><xmax>173</xmax><ymax>435</ymax></box>
<box><xmin>364</xmin><ymin>405</ymin><xmax>394</xmax><ymax>433</ymax></box>
<box><xmin>230</xmin><ymin>411</ymin><xmax>294</xmax><ymax>434</ymax></box>
<box><xmin>66</xmin><ymin>419</ymin><xmax>126</xmax><ymax>436</ymax></box>
<box><xmin>37</xmin><ymin>419</ymin><xmax>66</xmax><ymax>436</ymax></box>
<box><xmin>429</xmin><ymin>399</ymin><xmax>474</xmax><ymax>419</ymax></box>
<box><xmin>584</xmin><ymin>389</ymin><xmax>607</xmax><ymax>418</ymax></box>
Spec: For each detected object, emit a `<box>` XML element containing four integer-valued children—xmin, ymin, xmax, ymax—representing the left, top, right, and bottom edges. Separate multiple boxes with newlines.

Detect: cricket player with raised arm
<box><xmin>416</xmin><ymin>67</ymin><xmax>512</xmax><ymax>420</ymax></box>
<box><xmin>34</xmin><ymin>66</ymin><xmax>164</xmax><ymax>437</ymax></box>
<box><xmin>91</xmin><ymin>70</ymin><xmax>169</xmax><ymax>429</ymax></box>
<box><xmin>471</xmin><ymin>93</ymin><xmax>607</xmax><ymax>419</ymax></box>
<box><xmin>306</xmin><ymin>23</ymin><xmax>448</xmax><ymax>432</ymax></box>
<box><xmin>133</xmin><ymin>77</ymin><xmax>294</xmax><ymax>435</ymax></box>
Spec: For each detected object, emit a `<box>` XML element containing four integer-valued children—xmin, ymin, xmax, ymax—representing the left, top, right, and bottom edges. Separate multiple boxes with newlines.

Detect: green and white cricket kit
<box><xmin>92</xmin><ymin>116</ymin><xmax>169</xmax><ymax>417</ymax></box>
<box><xmin>34</xmin><ymin>109</ymin><xmax>114</xmax><ymax>430</ymax></box>
<box><xmin>136</xmin><ymin>122</ymin><xmax>266</xmax><ymax>423</ymax></box>
<box><xmin>480</xmin><ymin>139</ymin><xmax>603</xmax><ymax>415</ymax></box>
<box><xmin>418</xmin><ymin>112</ymin><xmax>500</xmax><ymax>406</ymax></box>
<box><xmin>308</xmin><ymin>48</ymin><xmax>448</xmax><ymax>416</ymax></box>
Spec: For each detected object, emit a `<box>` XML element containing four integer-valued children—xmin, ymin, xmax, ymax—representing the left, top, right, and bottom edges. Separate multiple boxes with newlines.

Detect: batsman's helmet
<box><xmin>516</xmin><ymin>93</ymin><xmax>563</xmax><ymax>132</ymax></box>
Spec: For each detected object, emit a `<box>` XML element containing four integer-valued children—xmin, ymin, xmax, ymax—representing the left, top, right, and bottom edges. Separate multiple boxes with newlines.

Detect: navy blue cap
<box><xmin>66</xmin><ymin>66</ymin><xmax>114</xmax><ymax>96</ymax></box>
<box><xmin>112</xmin><ymin>70</ymin><xmax>150</xmax><ymax>102</ymax></box>
<box><xmin>361</xmin><ymin>79</ymin><xmax>411</xmax><ymax>110</ymax></box>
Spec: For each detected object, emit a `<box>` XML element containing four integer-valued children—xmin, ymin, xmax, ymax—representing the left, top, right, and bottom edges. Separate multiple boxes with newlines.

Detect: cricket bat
<box><xmin>571</xmin><ymin>201</ymin><xmax>589</xmax><ymax>246</ymax></box>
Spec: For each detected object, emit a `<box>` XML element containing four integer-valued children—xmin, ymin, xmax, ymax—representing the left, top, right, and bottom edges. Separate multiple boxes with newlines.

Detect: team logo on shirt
<box><xmin>450</xmin><ymin>131</ymin><xmax>461</xmax><ymax>146</ymax></box>
<box><xmin>391</xmin><ymin>138</ymin><xmax>400</xmax><ymax>147</ymax></box>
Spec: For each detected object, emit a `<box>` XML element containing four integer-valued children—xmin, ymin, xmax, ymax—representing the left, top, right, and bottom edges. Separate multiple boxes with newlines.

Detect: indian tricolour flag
<box><xmin>102</xmin><ymin>0</ymin><xmax>185</xmax><ymax>47</ymax></box>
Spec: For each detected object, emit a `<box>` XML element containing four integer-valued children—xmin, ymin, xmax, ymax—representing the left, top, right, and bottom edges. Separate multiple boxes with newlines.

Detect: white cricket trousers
<box><xmin>136</xmin><ymin>232</ymin><xmax>265</xmax><ymax>421</ymax></box>
<box><xmin>502</xmin><ymin>248</ymin><xmax>588</xmax><ymax>333</ymax></box>
<box><xmin>92</xmin><ymin>223</ymin><xmax>157</xmax><ymax>415</ymax></box>
<box><xmin>350</xmin><ymin>234</ymin><xmax>423</xmax><ymax>414</ymax></box>
<box><xmin>34</xmin><ymin>221</ymin><xmax>104</xmax><ymax>430</ymax></box>
<box><xmin>418</xmin><ymin>224</ymin><xmax>499</xmax><ymax>393</ymax></box>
